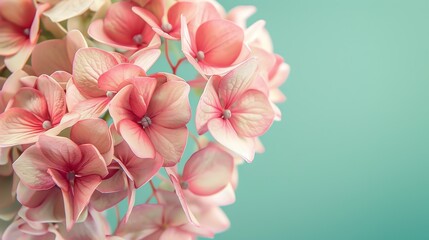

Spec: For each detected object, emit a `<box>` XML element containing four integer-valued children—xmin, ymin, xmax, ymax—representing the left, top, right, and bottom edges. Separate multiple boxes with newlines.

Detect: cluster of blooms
<box><xmin>0</xmin><ymin>0</ymin><xmax>289</xmax><ymax>239</ymax></box>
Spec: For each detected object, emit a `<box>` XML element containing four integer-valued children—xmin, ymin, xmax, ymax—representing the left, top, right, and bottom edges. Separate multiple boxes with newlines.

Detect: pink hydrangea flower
<box><xmin>196</xmin><ymin>59</ymin><xmax>275</xmax><ymax>162</ymax></box>
<box><xmin>181</xmin><ymin>15</ymin><xmax>251</xmax><ymax>77</ymax></box>
<box><xmin>88</xmin><ymin>1</ymin><xmax>160</xmax><ymax>51</ymax></box>
<box><xmin>0</xmin><ymin>0</ymin><xmax>49</xmax><ymax>71</ymax></box>
<box><xmin>0</xmin><ymin>73</ymin><xmax>79</xmax><ymax>146</ymax></box>
<box><xmin>110</xmin><ymin>73</ymin><xmax>191</xmax><ymax>167</ymax></box>
<box><xmin>13</xmin><ymin>134</ymin><xmax>108</xmax><ymax>229</ymax></box>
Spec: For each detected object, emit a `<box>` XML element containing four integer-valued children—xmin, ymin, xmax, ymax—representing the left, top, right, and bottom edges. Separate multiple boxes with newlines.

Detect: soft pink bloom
<box><xmin>181</xmin><ymin>15</ymin><xmax>251</xmax><ymax>77</ymax></box>
<box><xmin>89</xmin><ymin>1</ymin><xmax>161</xmax><ymax>51</ymax></box>
<box><xmin>31</xmin><ymin>30</ymin><xmax>87</xmax><ymax>76</ymax></box>
<box><xmin>110</xmin><ymin>73</ymin><xmax>191</xmax><ymax>167</ymax></box>
<box><xmin>132</xmin><ymin>0</ymin><xmax>220</xmax><ymax>40</ymax></box>
<box><xmin>13</xmin><ymin>134</ymin><xmax>108</xmax><ymax>229</ymax></box>
<box><xmin>40</xmin><ymin>0</ymin><xmax>104</xmax><ymax>23</ymax></box>
<box><xmin>196</xmin><ymin>59</ymin><xmax>275</xmax><ymax>162</ymax></box>
<box><xmin>0</xmin><ymin>0</ymin><xmax>49</xmax><ymax>71</ymax></box>
<box><xmin>0</xmin><ymin>73</ymin><xmax>79</xmax><ymax>146</ymax></box>
<box><xmin>69</xmin><ymin>47</ymin><xmax>160</xmax><ymax>118</ymax></box>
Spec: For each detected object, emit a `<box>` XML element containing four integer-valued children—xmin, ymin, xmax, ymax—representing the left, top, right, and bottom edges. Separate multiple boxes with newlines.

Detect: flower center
<box><xmin>133</xmin><ymin>34</ymin><xmax>143</xmax><ymax>45</ymax></box>
<box><xmin>222</xmin><ymin>109</ymin><xmax>232</xmax><ymax>119</ymax></box>
<box><xmin>42</xmin><ymin>120</ymin><xmax>52</xmax><ymax>130</ymax></box>
<box><xmin>23</xmin><ymin>28</ymin><xmax>30</xmax><ymax>36</ymax></box>
<box><xmin>140</xmin><ymin>116</ymin><xmax>152</xmax><ymax>128</ymax></box>
<box><xmin>196</xmin><ymin>51</ymin><xmax>205</xmax><ymax>61</ymax></box>
<box><xmin>106</xmin><ymin>91</ymin><xmax>116</xmax><ymax>98</ymax></box>
<box><xmin>67</xmin><ymin>171</ymin><xmax>76</xmax><ymax>181</ymax></box>
<box><xmin>180</xmin><ymin>181</ymin><xmax>189</xmax><ymax>190</ymax></box>
<box><xmin>161</xmin><ymin>22</ymin><xmax>172</xmax><ymax>33</ymax></box>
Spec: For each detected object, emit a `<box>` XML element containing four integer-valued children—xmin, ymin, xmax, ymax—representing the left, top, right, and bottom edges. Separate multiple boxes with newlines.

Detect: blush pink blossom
<box><xmin>196</xmin><ymin>59</ymin><xmax>275</xmax><ymax>162</ymax></box>
<box><xmin>13</xmin><ymin>134</ymin><xmax>108</xmax><ymax>229</ymax></box>
<box><xmin>88</xmin><ymin>1</ymin><xmax>160</xmax><ymax>51</ymax></box>
<box><xmin>110</xmin><ymin>73</ymin><xmax>191</xmax><ymax>167</ymax></box>
<box><xmin>0</xmin><ymin>0</ymin><xmax>49</xmax><ymax>71</ymax></box>
<box><xmin>0</xmin><ymin>73</ymin><xmax>79</xmax><ymax>146</ymax></box>
<box><xmin>181</xmin><ymin>15</ymin><xmax>251</xmax><ymax>77</ymax></box>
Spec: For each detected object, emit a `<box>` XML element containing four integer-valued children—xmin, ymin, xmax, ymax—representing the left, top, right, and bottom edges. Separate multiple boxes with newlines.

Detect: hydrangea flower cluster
<box><xmin>0</xmin><ymin>0</ymin><xmax>289</xmax><ymax>239</ymax></box>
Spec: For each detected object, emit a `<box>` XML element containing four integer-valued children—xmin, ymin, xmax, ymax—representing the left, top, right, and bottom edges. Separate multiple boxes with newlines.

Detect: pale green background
<box><xmin>112</xmin><ymin>0</ymin><xmax>429</xmax><ymax>239</ymax></box>
<box><xmin>210</xmin><ymin>0</ymin><xmax>429</xmax><ymax>239</ymax></box>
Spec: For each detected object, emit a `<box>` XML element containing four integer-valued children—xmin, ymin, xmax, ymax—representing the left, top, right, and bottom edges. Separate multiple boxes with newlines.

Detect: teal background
<box><xmin>210</xmin><ymin>0</ymin><xmax>429</xmax><ymax>239</ymax></box>
<box><xmin>111</xmin><ymin>0</ymin><xmax>429</xmax><ymax>239</ymax></box>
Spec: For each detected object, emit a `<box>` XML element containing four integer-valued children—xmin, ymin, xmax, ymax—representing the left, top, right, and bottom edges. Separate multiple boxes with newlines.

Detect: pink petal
<box><xmin>66</xmin><ymin>30</ymin><xmax>88</xmax><ymax>64</ymax></box>
<box><xmin>117</xmin><ymin>119</ymin><xmax>155</xmax><ymax>159</ymax></box>
<box><xmin>182</xmin><ymin>144</ymin><xmax>234</xmax><ymax>196</ymax></box>
<box><xmin>97</xmin><ymin>167</ymin><xmax>127</xmax><ymax>193</ymax></box>
<box><xmin>195</xmin><ymin>19</ymin><xmax>244</xmax><ymax>67</ymax></box>
<box><xmin>9</xmin><ymin>88</ymin><xmax>48</xmax><ymax>120</ymax></box>
<box><xmin>218</xmin><ymin>58</ymin><xmax>258</xmax><ymax>108</ymax></box>
<box><xmin>36</xmin><ymin>75</ymin><xmax>66</xmax><ymax>124</ymax></box>
<box><xmin>0</xmin><ymin>22</ymin><xmax>27</xmax><ymax>56</ymax></box>
<box><xmin>146</xmin><ymin>125</ymin><xmax>188</xmax><ymax>167</ymax></box>
<box><xmin>90</xmin><ymin>190</ymin><xmax>127</xmax><ymax>211</ymax></box>
<box><xmin>61</xmin><ymin>186</ymin><xmax>74</xmax><ymax>230</ymax></box>
<box><xmin>195</xmin><ymin>75</ymin><xmax>222</xmax><ymax>134</ymax></box>
<box><xmin>129</xmin><ymin>48</ymin><xmax>161</xmax><ymax>72</ymax></box>
<box><xmin>0</xmin><ymin>108</ymin><xmax>44</xmax><ymax>146</ymax></box>
<box><xmin>31</xmin><ymin>39</ymin><xmax>71</xmax><ymax>75</ymax></box>
<box><xmin>109</xmin><ymin>85</ymin><xmax>137</xmax><ymax>125</ymax></box>
<box><xmin>47</xmin><ymin>168</ymin><xmax>69</xmax><ymax>191</ymax></box>
<box><xmin>68</xmin><ymin>97</ymin><xmax>110</xmax><ymax>119</ymax></box>
<box><xmin>165</xmin><ymin>168</ymin><xmax>199</xmax><ymax>226</ymax></box>
<box><xmin>77</xmin><ymin>144</ymin><xmax>108</xmax><ymax>177</ymax></box>
<box><xmin>147</xmin><ymin>80</ymin><xmax>191</xmax><ymax>128</ymax></box>
<box><xmin>65</xmin><ymin>79</ymin><xmax>87</xmax><ymax>113</ymax></box>
<box><xmin>88</xmin><ymin>20</ymin><xmax>141</xmax><ymax>51</ymax></box>
<box><xmin>129</xmin><ymin>77</ymin><xmax>158</xmax><ymax>117</ymax></box>
<box><xmin>12</xmin><ymin>144</ymin><xmax>55</xmax><ymax>190</ymax></box>
<box><xmin>73</xmin><ymin>175</ymin><xmax>102</xmax><ymax>224</ymax></box>
<box><xmin>208</xmin><ymin>118</ymin><xmax>255</xmax><ymax>162</ymax></box>
<box><xmin>4</xmin><ymin>41</ymin><xmax>34</xmax><ymax>72</ymax></box>
<box><xmin>71</xmin><ymin>119</ymin><xmax>113</xmax><ymax>165</ymax></box>
<box><xmin>123</xmin><ymin>182</ymin><xmax>136</xmax><ymax>222</ymax></box>
<box><xmin>73</xmin><ymin>48</ymin><xmax>119</xmax><ymax>98</ymax></box>
<box><xmin>0</xmin><ymin>0</ymin><xmax>35</xmax><ymax>28</ymax></box>
<box><xmin>98</xmin><ymin>63</ymin><xmax>145</xmax><ymax>92</ymax></box>
<box><xmin>38</xmin><ymin>134</ymin><xmax>82</xmax><ymax>170</ymax></box>
<box><xmin>229</xmin><ymin>89</ymin><xmax>274</xmax><ymax>137</ymax></box>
